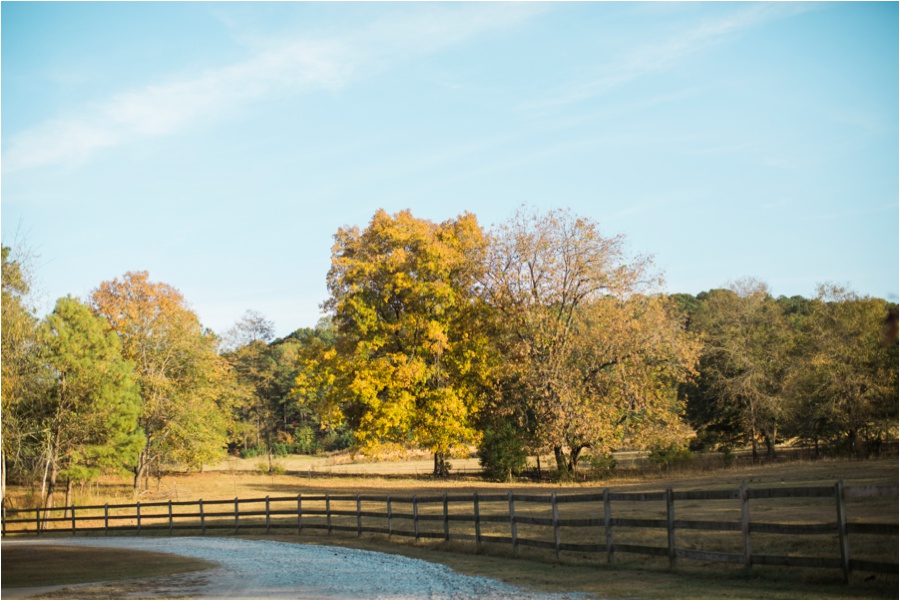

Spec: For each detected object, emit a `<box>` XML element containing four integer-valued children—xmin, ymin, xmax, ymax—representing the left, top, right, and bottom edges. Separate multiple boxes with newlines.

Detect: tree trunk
<box><xmin>64</xmin><ymin>478</ymin><xmax>72</xmax><ymax>518</ymax></box>
<box><xmin>553</xmin><ymin>446</ymin><xmax>569</xmax><ymax>474</ymax></box>
<box><xmin>133</xmin><ymin>450</ymin><xmax>147</xmax><ymax>492</ymax></box>
<box><xmin>433</xmin><ymin>452</ymin><xmax>450</xmax><ymax>478</ymax></box>
<box><xmin>0</xmin><ymin>446</ymin><xmax>5</xmax><ymax>509</ymax></box>
<box><xmin>763</xmin><ymin>432</ymin><xmax>776</xmax><ymax>459</ymax></box>
<box><xmin>568</xmin><ymin>445</ymin><xmax>585</xmax><ymax>474</ymax></box>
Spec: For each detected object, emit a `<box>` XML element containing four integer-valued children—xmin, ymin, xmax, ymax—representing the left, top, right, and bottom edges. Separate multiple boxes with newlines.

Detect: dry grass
<box><xmin>1</xmin><ymin>544</ymin><xmax>215</xmax><ymax>589</ymax></box>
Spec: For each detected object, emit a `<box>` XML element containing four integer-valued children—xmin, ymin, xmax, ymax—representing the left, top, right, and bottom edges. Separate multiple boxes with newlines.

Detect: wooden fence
<box><xmin>2</xmin><ymin>482</ymin><xmax>896</xmax><ymax>583</ymax></box>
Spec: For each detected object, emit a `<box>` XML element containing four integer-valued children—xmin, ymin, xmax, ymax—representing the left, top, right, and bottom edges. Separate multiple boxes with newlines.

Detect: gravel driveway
<box><xmin>6</xmin><ymin>537</ymin><xmax>580</xmax><ymax>599</ymax></box>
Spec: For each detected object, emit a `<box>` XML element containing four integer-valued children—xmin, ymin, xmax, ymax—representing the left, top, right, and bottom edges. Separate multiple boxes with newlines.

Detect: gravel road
<box><xmin>6</xmin><ymin>537</ymin><xmax>582</xmax><ymax>599</ymax></box>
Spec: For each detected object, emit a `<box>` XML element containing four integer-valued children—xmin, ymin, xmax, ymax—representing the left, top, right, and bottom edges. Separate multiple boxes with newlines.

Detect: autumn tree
<box><xmin>1</xmin><ymin>245</ymin><xmax>42</xmax><ymax>505</ymax></box>
<box><xmin>483</xmin><ymin>207</ymin><xmax>700</xmax><ymax>475</ymax></box>
<box><xmin>785</xmin><ymin>285</ymin><xmax>898</xmax><ymax>455</ymax></box>
<box><xmin>689</xmin><ymin>279</ymin><xmax>793</xmax><ymax>461</ymax></box>
<box><xmin>220</xmin><ymin>310</ymin><xmax>282</xmax><ymax>468</ymax></box>
<box><xmin>37</xmin><ymin>297</ymin><xmax>144</xmax><ymax>509</ymax></box>
<box><xmin>90</xmin><ymin>272</ymin><xmax>229</xmax><ymax>490</ymax></box>
<box><xmin>319</xmin><ymin>209</ymin><xmax>491</xmax><ymax>476</ymax></box>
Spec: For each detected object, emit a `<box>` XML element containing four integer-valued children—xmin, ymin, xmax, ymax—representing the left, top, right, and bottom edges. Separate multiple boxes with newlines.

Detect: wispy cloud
<box><xmin>3</xmin><ymin>3</ymin><xmax>542</xmax><ymax>173</ymax></box>
<box><xmin>519</xmin><ymin>3</ymin><xmax>814</xmax><ymax>113</ymax></box>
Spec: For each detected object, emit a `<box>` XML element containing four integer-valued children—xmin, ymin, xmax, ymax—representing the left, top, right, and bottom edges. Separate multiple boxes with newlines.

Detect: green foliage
<box><xmin>586</xmin><ymin>452</ymin><xmax>617</xmax><ymax>477</ymax></box>
<box><xmin>91</xmin><ymin>272</ymin><xmax>230</xmax><ymax>488</ymax></box>
<box><xmin>239</xmin><ymin>446</ymin><xmax>264</xmax><ymax>459</ymax></box>
<box><xmin>647</xmin><ymin>443</ymin><xmax>694</xmax><ymax>471</ymax></box>
<box><xmin>478</xmin><ymin>421</ymin><xmax>527</xmax><ymax>482</ymax></box>
<box><xmin>37</xmin><ymin>296</ymin><xmax>145</xmax><ymax>502</ymax></box>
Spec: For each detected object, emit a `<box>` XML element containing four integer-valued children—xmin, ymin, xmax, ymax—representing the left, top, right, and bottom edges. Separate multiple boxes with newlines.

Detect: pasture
<box><xmin>2</xmin><ymin>455</ymin><xmax>897</xmax><ymax>599</ymax></box>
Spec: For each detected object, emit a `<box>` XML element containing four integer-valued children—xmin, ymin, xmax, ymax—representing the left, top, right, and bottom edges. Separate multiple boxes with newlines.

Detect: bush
<box><xmin>270</xmin><ymin>443</ymin><xmax>292</xmax><ymax>457</ymax></box>
<box><xmin>256</xmin><ymin>461</ymin><xmax>286</xmax><ymax>475</ymax></box>
<box><xmin>239</xmin><ymin>445</ymin><xmax>264</xmax><ymax>459</ymax></box>
<box><xmin>292</xmin><ymin>426</ymin><xmax>322</xmax><ymax>455</ymax></box>
<box><xmin>586</xmin><ymin>452</ymin><xmax>617</xmax><ymax>477</ymax></box>
<box><xmin>648</xmin><ymin>443</ymin><xmax>693</xmax><ymax>471</ymax></box>
<box><xmin>478</xmin><ymin>421</ymin><xmax>527</xmax><ymax>482</ymax></box>
<box><xmin>321</xmin><ymin>427</ymin><xmax>353</xmax><ymax>452</ymax></box>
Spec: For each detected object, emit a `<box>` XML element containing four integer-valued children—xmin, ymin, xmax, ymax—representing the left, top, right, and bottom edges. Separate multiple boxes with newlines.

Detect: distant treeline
<box><xmin>3</xmin><ymin>207</ymin><xmax>896</xmax><ymax>507</ymax></box>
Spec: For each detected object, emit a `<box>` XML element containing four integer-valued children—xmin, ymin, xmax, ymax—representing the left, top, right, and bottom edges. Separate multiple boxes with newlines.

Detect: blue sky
<box><xmin>2</xmin><ymin>1</ymin><xmax>897</xmax><ymax>338</ymax></box>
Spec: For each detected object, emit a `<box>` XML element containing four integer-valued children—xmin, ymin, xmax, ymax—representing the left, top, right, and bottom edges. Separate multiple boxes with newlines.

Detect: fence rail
<box><xmin>2</xmin><ymin>482</ymin><xmax>896</xmax><ymax>583</ymax></box>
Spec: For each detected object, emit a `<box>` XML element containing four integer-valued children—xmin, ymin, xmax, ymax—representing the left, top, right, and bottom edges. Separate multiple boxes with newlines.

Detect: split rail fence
<box><xmin>2</xmin><ymin>482</ymin><xmax>896</xmax><ymax>583</ymax></box>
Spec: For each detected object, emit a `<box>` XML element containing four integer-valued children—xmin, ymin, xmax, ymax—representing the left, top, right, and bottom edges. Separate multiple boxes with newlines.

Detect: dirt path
<box><xmin>3</xmin><ymin>537</ymin><xmax>583</xmax><ymax>599</ymax></box>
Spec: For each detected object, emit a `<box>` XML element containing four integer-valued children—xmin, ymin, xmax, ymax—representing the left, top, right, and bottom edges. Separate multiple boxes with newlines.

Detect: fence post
<box><xmin>297</xmin><ymin>493</ymin><xmax>302</xmax><ymax>535</ymax></box>
<box><xmin>666</xmin><ymin>488</ymin><xmax>676</xmax><ymax>569</ymax></box>
<box><xmin>200</xmin><ymin>499</ymin><xmax>205</xmax><ymax>535</ymax></box>
<box><xmin>104</xmin><ymin>503</ymin><xmax>109</xmax><ymax>536</ymax></box>
<box><xmin>326</xmin><ymin>494</ymin><xmax>332</xmax><ymax>535</ymax></box>
<box><xmin>413</xmin><ymin>495</ymin><xmax>420</xmax><ymax>542</ymax></box>
<box><xmin>835</xmin><ymin>480</ymin><xmax>851</xmax><ymax>583</ymax></box>
<box><xmin>740</xmin><ymin>482</ymin><xmax>751</xmax><ymax>573</ymax></box>
<box><xmin>265</xmin><ymin>496</ymin><xmax>271</xmax><ymax>534</ymax></box>
<box><xmin>604</xmin><ymin>488</ymin><xmax>613</xmax><ymax>563</ymax></box>
<box><xmin>36</xmin><ymin>507</ymin><xmax>41</xmax><ymax>536</ymax></box>
<box><xmin>356</xmin><ymin>494</ymin><xmax>362</xmax><ymax>538</ymax></box>
<box><xmin>387</xmin><ymin>496</ymin><xmax>393</xmax><ymax>538</ymax></box>
<box><xmin>551</xmin><ymin>492</ymin><xmax>561</xmax><ymax>560</ymax></box>
<box><xmin>508</xmin><ymin>491</ymin><xmax>519</xmax><ymax>555</ymax></box>
<box><xmin>443</xmin><ymin>493</ymin><xmax>449</xmax><ymax>542</ymax></box>
<box><xmin>168</xmin><ymin>500</ymin><xmax>173</xmax><ymax>535</ymax></box>
<box><xmin>137</xmin><ymin>501</ymin><xmax>141</xmax><ymax>535</ymax></box>
<box><xmin>71</xmin><ymin>505</ymin><xmax>76</xmax><ymax>535</ymax></box>
<box><xmin>234</xmin><ymin>498</ymin><xmax>240</xmax><ymax>534</ymax></box>
<box><xmin>473</xmin><ymin>492</ymin><xmax>482</xmax><ymax>547</ymax></box>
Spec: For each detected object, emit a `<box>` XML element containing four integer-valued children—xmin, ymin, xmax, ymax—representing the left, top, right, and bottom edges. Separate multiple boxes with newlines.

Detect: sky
<box><xmin>2</xmin><ymin>1</ymin><xmax>898</xmax><ymax>339</ymax></box>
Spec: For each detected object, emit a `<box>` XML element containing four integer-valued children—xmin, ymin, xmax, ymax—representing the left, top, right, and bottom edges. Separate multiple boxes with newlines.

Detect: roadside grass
<box><xmin>3</xmin><ymin>456</ymin><xmax>896</xmax><ymax>599</ymax></box>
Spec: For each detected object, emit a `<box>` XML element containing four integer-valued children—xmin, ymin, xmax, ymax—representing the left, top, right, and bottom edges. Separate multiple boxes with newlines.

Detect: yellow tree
<box><xmin>484</xmin><ymin>207</ymin><xmax>700</xmax><ymax>475</ymax></box>
<box><xmin>1</xmin><ymin>245</ymin><xmax>42</xmax><ymax>504</ymax></box>
<box><xmin>320</xmin><ymin>209</ymin><xmax>491</xmax><ymax>476</ymax></box>
<box><xmin>91</xmin><ymin>271</ymin><xmax>229</xmax><ymax>490</ymax></box>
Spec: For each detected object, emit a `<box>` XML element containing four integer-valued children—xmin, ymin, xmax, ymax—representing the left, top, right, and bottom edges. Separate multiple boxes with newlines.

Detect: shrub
<box><xmin>321</xmin><ymin>427</ymin><xmax>353</xmax><ymax>452</ymax></box>
<box><xmin>256</xmin><ymin>461</ymin><xmax>286</xmax><ymax>475</ymax></box>
<box><xmin>478</xmin><ymin>421</ymin><xmax>527</xmax><ymax>482</ymax></box>
<box><xmin>648</xmin><ymin>443</ymin><xmax>694</xmax><ymax>471</ymax></box>
<box><xmin>587</xmin><ymin>452</ymin><xmax>618</xmax><ymax>477</ymax></box>
<box><xmin>292</xmin><ymin>426</ymin><xmax>322</xmax><ymax>455</ymax></box>
<box><xmin>239</xmin><ymin>446</ymin><xmax>264</xmax><ymax>459</ymax></box>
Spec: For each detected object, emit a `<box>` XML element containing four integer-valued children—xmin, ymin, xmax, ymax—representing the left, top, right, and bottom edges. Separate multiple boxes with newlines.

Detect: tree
<box><xmin>90</xmin><ymin>271</ymin><xmax>229</xmax><ymax>490</ymax></box>
<box><xmin>219</xmin><ymin>309</ymin><xmax>275</xmax><ymax>353</ymax></box>
<box><xmin>690</xmin><ymin>280</ymin><xmax>792</xmax><ymax>461</ymax></box>
<box><xmin>1</xmin><ymin>245</ymin><xmax>42</xmax><ymax>505</ymax></box>
<box><xmin>786</xmin><ymin>285</ymin><xmax>898</xmax><ymax>456</ymax></box>
<box><xmin>320</xmin><ymin>209</ymin><xmax>491</xmax><ymax>476</ymax></box>
<box><xmin>483</xmin><ymin>207</ymin><xmax>700</xmax><ymax>475</ymax></box>
<box><xmin>220</xmin><ymin>310</ymin><xmax>283</xmax><ymax>468</ymax></box>
<box><xmin>37</xmin><ymin>297</ymin><xmax>144</xmax><ymax>508</ymax></box>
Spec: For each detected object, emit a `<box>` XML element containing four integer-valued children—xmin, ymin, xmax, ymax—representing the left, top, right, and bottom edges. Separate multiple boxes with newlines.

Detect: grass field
<box><xmin>3</xmin><ymin>454</ymin><xmax>897</xmax><ymax>599</ymax></box>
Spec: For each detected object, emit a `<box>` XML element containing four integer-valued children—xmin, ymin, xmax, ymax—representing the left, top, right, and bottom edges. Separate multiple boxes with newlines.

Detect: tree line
<box><xmin>2</xmin><ymin>207</ymin><xmax>896</xmax><ymax>507</ymax></box>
